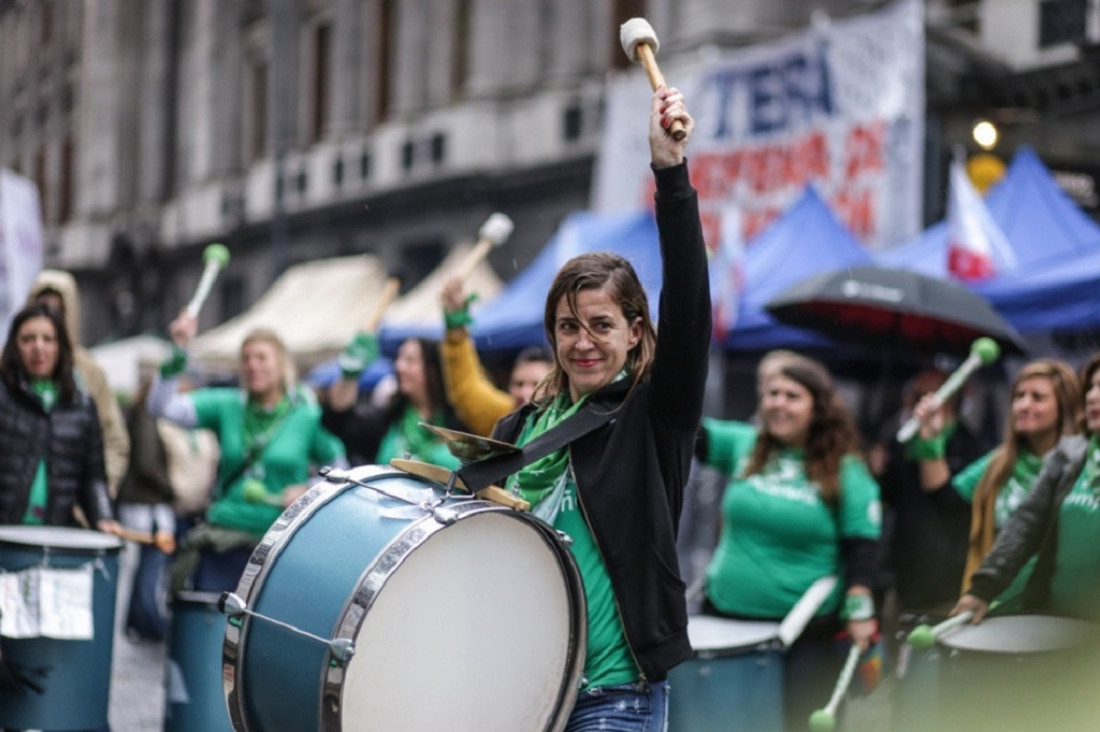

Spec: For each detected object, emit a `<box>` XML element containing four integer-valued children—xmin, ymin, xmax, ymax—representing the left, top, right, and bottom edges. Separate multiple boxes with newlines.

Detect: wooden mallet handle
<box><xmin>620</xmin><ymin>18</ymin><xmax>686</xmax><ymax>141</ymax></box>
<box><xmin>364</xmin><ymin>277</ymin><xmax>401</xmax><ymax>333</ymax></box>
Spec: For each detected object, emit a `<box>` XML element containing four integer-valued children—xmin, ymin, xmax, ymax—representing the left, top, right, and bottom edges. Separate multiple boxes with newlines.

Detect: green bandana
<box><xmin>506</xmin><ymin>392</ymin><xmax>590</xmax><ymax>508</ymax></box>
<box><xmin>243</xmin><ymin>395</ymin><xmax>292</xmax><ymax>455</ymax></box>
<box><xmin>32</xmin><ymin>379</ymin><xmax>57</xmax><ymax>412</ymax></box>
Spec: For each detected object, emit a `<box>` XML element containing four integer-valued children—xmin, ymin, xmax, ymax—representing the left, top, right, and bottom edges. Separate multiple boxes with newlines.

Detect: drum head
<box><xmin>686</xmin><ymin>615</ymin><xmax>780</xmax><ymax>652</ymax></box>
<box><xmin>0</xmin><ymin>525</ymin><xmax>122</xmax><ymax>551</ymax></box>
<box><xmin>939</xmin><ymin>615</ymin><xmax>1100</xmax><ymax>654</ymax></box>
<box><xmin>340</xmin><ymin>510</ymin><xmax>582</xmax><ymax>731</ymax></box>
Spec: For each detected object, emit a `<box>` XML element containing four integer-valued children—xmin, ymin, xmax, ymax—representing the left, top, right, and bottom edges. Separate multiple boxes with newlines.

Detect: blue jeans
<box><xmin>126</xmin><ymin>543</ymin><xmax>169</xmax><ymax>640</ymax></box>
<box><xmin>565</xmin><ymin>681</ymin><xmax>669</xmax><ymax>732</ymax></box>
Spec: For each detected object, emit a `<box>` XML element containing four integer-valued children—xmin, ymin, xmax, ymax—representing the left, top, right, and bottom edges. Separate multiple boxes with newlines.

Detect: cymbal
<box><xmin>418</xmin><ymin>423</ymin><xmax>520</xmax><ymax>462</ymax></box>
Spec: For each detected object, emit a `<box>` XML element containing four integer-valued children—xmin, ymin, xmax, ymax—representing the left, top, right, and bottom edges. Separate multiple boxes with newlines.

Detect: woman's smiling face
<box><xmin>553</xmin><ymin>286</ymin><xmax>641</xmax><ymax>403</ymax></box>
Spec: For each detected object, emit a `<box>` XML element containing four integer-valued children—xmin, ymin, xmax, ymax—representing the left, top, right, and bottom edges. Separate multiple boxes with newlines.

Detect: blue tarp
<box><xmin>877</xmin><ymin>147</ymin><xmax>1100</xmax><ymax>278</ymax></box>
<box><xmin>877</xmin><ymin>147</ymin><xmax>1100</xmax><ymax>333</ymax></box>
<box><xmin>305</xmin><ymin>356</ymin><xmax>393</xmax><ymax>390</ymax></box>
<box><xmin>723</xmin><ymin>188</ymin><xmax>874</xmax><ymax>351</ymax></box>
<box><xmin>463</xmin><ymin>210</ymin><xmax>665</xmax><ymax>351</ymax></box>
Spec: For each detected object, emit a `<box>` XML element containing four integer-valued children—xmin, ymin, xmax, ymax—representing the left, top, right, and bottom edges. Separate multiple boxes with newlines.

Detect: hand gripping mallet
<box><xmin>619</xmin><ymin>18</ymin><xmax>686</xmax><ymax>141</ymax></box>
<box><xmin>185</xmin><ymin>243</ymin><xmax>231</xmax><ymax>318</ymax></box>
<box><xmin>896</xmin><ymin>337</ymin><xmax>1001</xmax><ymax>443</ymax></box>
<box><xmin>453</xmin><ymin>212</ymin><xmax>514</xmax><ymax>283</ymax></box>
<box><xmin>808</xmin><ymin>644</ymin><xmax>862</xmax><ymax>732</ymax></box>
<box><xmin>906</xmin><ymin>601</ymin><xmax>1001</xmax><ymax>652</ymax></box>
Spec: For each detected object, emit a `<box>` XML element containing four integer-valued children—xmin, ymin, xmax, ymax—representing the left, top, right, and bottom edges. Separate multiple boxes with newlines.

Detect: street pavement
<box><xmin>108</xmin><ymin>543</ymin><xmax>167</xmax><ymax>732</ymax></box>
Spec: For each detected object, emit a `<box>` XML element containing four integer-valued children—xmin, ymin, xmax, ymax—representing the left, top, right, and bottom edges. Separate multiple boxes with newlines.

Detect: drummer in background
<box><xmin>485</xmin><ymin>85</ymin><xmax>707</xmax><ymax>731</ymax></box>
<box><xmin>437</xmin><ymin>274</ymin><xmax>553</xmax><ymax>436</ymax></box>
<box><xmin>911</xmin><ymin>359</ymin><xmax>1082</xmax><ymax>610</ymax></box>
<box><xmin>698</xmin><ymin>355</ymin><xmax>881</xmax><ymax>731</ymax></box>
<box><xmin>956</xmin><ymin>353</ymin><xmax>1100</xmax><ymax>623</ymax></box>
<box><xmin>323</xmin><ymin>335</ymin><xmax>464</xmax><ymax>468</ymax></box>
<box><xmin>150</xmin><ymin>314</ymin><xmax>346</xmax><ymax>592</ymax></box>
<box><xmin>0</xmin><ymin>303</ymin><xmax>119</xmax><ymax>534</ymax></box>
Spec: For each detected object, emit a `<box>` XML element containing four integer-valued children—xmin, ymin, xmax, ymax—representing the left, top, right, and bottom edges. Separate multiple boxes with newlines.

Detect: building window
<box><xmin>249</xmin><ymin>60</ymin><xmax>268</xmax><ymax>162</ymax></box>
<box><xmin>360</xmin><ymin>151</ymin><xmax>371</xmax><ymax>179</ymax></box>
<box><xmin>401</xmin><ymin>140</ymin><xmax>415</xmax><ymax>171</ymax></box>
<box><xmin>376</xmin><ymin>0</ymin><xmax>396</xmax><ymax>122</ymax></box>
<box><xmin>58</xmin><ymin>135</ymin><xmax>73</xmax><ymax>222</ymax></box>
<box><xmin>312</xmin><ymin>22</ymin><xmax>331</xmax><ymax>143</ymax></box>
<box><xmin>34</xmin><ymin>147</ymin><xmax>47</xmax><ymax>223</ymax></box>
<box><xmin>429</xmin><ymin>133</ymin><xmax>446</xmax><ymax>164</ymax></box>
<box><xmin>563</xmin><ymin>105</ymin><xmax>582</xmax><ymax>141</ymax></box>
<box><xmin>333</xmin><ymin>157</ymin><xmax>344</xmax><ymax>187</ymax></box>
<box><xmin>451</xmin><ymin>0</ymin><xmax>471</xmax><ymax>99</ymax></box>
<box><xmin>1039</xmin><ymin>0</ymin><xmax>1087</xmax><ymax>47</ymax></box>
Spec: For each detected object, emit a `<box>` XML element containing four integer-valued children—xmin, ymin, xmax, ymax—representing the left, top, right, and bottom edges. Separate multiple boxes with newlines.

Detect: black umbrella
<box><xmin>764</xmin><ymin>265</ymin><xmax>1028</xmax><ymax>356</ymax></box>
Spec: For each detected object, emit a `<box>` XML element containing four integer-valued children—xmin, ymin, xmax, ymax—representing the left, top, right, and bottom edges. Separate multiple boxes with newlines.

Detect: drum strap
<box><xmin>455</xmin><ymin>403</ymin><xmax>616</xmax><ymax>493</ymax></box>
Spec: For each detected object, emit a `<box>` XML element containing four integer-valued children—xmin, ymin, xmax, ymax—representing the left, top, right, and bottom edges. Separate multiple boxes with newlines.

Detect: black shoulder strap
<box><xmin>456</xmin><ymin>401</ymin><xmax>616</xmax><ymax>493</ymax></box>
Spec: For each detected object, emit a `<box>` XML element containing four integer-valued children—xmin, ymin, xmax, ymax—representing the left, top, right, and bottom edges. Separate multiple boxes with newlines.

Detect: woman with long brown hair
<box><xmin>912</xmin><ymin>358</ymin><xmax>1083</xmax><ymax>609</ymax></box>
<box><xmin>698</xmin><ymin>355</ymin><xmax>882</xmax><ymax>729</ymax></box>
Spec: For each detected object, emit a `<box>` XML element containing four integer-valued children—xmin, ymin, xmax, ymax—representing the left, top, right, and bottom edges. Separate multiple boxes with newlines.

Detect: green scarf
<box><xmin>23</xmin><ymin>380</ymin><xmax>57</xmax><ymax>524</ymax></box>
<box><xmin>506</xmin><ymin>393</ymin><xmax>590</xmax><ymax>508</ymax></box>
<box><xmin>32</xmin><ymin>379</ymin><xmax>57</xmax><ymax>412</ymax></box>
<box><xmin>242</xmin><ymin>394</ymin><xmax>292</xmax><ymax>455</ymax></box>
<box><xmin>376</xmin><ymin>404</ymin><xmax>458</xmax><ymax>469</ymax></box>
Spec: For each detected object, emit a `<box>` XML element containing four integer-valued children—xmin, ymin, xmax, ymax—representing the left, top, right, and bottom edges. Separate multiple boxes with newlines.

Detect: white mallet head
<box><xmin>479</xmin><ymin>212</ymin><xmax>514</xmax><ymax>246</ymax></box>
<box><xmin>620</xmin><ymin>17</ymin><xmax>659</xmax><ymax>63</ymax></box>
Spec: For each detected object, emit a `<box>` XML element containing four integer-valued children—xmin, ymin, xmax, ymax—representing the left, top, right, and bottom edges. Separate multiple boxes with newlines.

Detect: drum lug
<box><xmin>556</xmin><ymin>530</ymin><xmax>573</xmax><ymax>547</ymax></box>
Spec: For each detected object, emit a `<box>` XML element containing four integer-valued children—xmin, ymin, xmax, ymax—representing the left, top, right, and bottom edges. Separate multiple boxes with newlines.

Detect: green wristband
<box><xmin>907</xmin><ymin>432</ymin><xmax>948</xmax><ymax>461</ymax></box>
<box><xmin>842</xmin><ymin>593</ymin><xmax>876</xmax><ymax>622</ymax></box>
<box><xmin>443</xmin><ymin>293</ymin><xmax>478</xmax><ymax>331</ymax></box>
<box><xmin>160</xmin><ymin>346</ymin><xmax>188</xmax><ymax>378</ymax></box>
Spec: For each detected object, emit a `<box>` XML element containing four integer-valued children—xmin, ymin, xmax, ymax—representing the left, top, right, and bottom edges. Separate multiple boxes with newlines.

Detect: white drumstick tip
<box><xmin>620</xmin><ymin>18</ymin><xmax>659</xmax><ymax>62</ymax></box>
<box><xmin>478</xmin><ymin>213</ymin><xmax>514</xmax><ymax>246</ymax></box>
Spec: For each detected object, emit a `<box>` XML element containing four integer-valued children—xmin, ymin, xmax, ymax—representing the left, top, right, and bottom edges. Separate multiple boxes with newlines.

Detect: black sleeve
<box><xmin>321</xmin><ymin>400</ymin><xmax>390</xmax><ymax>465</ymax></box>
<box><xmin>841</xmin><ymin>538</ymin><xmax>880</xmax><ymax>591</ymax></box>
<box><xmin>649</xmin><ymin>161</ymin><xmax>712</xmax><ymax>434</ymax></box>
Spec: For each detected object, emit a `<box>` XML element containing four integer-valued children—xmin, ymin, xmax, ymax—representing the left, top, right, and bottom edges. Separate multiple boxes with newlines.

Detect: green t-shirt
<box><xmin>191</xmin><ymin>387</ymin><xmax>345</xmax><ymax>537</ymax></box>
<box><xmin>952</xmin><ymin>448</ymin><xmax>1044</xmax><ymax>612</ymax></box>
<box><xmin>1050</xmin><ymin>441</ymin><xmax>1100</xmax><ymax>621</ymax></box>
<box><xmin>374</xmin><ymin>404</ymin><xmax>460</xmax><ymax>470</ymax></box>
<box><xmin>701</xmin><ymin>418</ymin><xmax>882</xmax><ymax>619</ymax></box>
<box><xmin>22</xmin><ymin>380</ymin><xmax>57</xmax><ymax>525</ymax></box>
<box><xmin>511</xmin><ymin>397</ymin><xmax>638</xmax><ymax>690</ymax></box>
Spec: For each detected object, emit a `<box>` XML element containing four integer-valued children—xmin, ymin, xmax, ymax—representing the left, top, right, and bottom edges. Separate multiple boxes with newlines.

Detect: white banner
<box><xmin>593</xmin><ymin>0</ymin><xmax>924</xmax><ymax>251</ymax></box>
<box><xmin>0</xmin><ymin>168</ymin><xmax>45</xmax><ymax>342</ymax></box>
<box><xmin>0</xmin><ymin>565</ymin><xmax>94</xmax><ymax>640</ymax></box>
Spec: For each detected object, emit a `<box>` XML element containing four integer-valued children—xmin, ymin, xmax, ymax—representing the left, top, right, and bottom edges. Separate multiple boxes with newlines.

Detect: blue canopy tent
<box><xmin>972</xmin><ymin>248</ymin><xmax>1100</xmax><ymax>334</ymax></box>
<box><xmin>723</xmin><ymin>187</ymin><xmax>874</xmax><ymax>351</ymax></box>
<box><xmin>304</xmin><ymin>356</ymin><xmax>393</xmax><ymax>390</ymax></box>
<box><xmin>463</xmin><ymin>210</ymin><xmax>665</xmax><ymax>351</ymax></box>
<box><xmin>877</xmin><ymin>147</ymin><xmax>1100</xmax><ymax>277</ymax></box>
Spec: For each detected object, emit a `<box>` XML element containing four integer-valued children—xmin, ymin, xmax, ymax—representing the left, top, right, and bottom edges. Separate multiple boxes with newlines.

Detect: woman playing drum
<box><xmin>957</xmin><ymin>353</ymin><xmax>1100</xmax><ymax>623</ymax></box>
<box><xmin>0</xmin><ymin>303</ymin><xmax>119</xmax><ymax>534</ymax></box>
<box><xmin>698</xmin><ymin>355</ymin><xmax>882</xmax><ymax>730</ymax></box>
<box><xmin>485</xmin><ymin>85</ymin><xmax>708</xmax><ymax>730</ymax></box>
<box><xmin>150</xmin><ymin>317</ymin><xmax>346</xmax><ymax>591</ymax></box>
<box><xmin>912</xmin><ymin>359</ymin><xmax>1082</xmax><ymax>609</ymax></box>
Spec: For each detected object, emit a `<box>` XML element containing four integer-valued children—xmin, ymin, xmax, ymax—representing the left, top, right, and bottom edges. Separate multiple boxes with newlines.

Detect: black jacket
<box><xmin>968</xmin><ymin>435</ymin><xmax>1087</xmax><ymax>609</ymax></box>
<box><xmin>0</xmin><ymin>376</ymin><xmax>114</xmax><ymax>526</ymax></box>
<box><xmin>492</xmin><ymin>161</ymin><xmax>710</xmax><ymax>681</ymax></box>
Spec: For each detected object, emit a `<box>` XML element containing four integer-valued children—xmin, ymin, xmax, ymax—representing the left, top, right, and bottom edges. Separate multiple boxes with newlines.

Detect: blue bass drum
<box><xmin>667</xmin><ymin>615</ymin><xmax>784</xmax><ymax>732</ymax></box>
<box><xmin>0</xmin><ymin>525</ymin><xmax>123</xmax><ymax>731</ymax></box>
<box><xmin>223</xmin><ymin>465</ymin><xmax>587</xmax><ymax>731</ymax></box>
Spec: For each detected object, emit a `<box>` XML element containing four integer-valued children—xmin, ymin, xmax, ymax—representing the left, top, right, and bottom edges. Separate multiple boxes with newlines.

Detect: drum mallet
<box><xmin>896</xmin><ymin>337</ymin><xmax>1001</xmax><ymax>443</ymax></box>
<box><xmin>619</xmin><ymin>18</ymin><xmax>686</xmax><ymax>141</ymax></box>
<box><xmin>364</xmin><ymin>276</ymin><xmax>402</xmax><ymax>334</ymax></box>
<box><xmin>185</xmin><ymin>243</ymin><xmax>231</xmax><ymax>318</ymax></box>
<box><xmin>907</xmin><ymin>601</ymin><xmax>1001</xmax><ymax>651</ymax></box>
<box><xmin>453</xmin><ymin>212</ymin><xmax>513</xmax><ymax>283</ymax></box>
<box><xmin>809</xmin><ymin>644</ymin><xmax>862</xmax><ymax>732</ymax></box>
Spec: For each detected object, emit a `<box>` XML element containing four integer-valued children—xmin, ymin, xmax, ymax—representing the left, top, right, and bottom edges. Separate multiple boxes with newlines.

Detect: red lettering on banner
<box><xmin>690</xmin><ymin>132</ymin><xmax>832</xmax><ymax>202</ymax></box>
<box><xmin>743</xmin><ymin>207</ymin><xmax>781</xmax><ymax>241</ymax></box>
<box><xmin>700</xmin><ymin>210</ymin><xmax>722</xmax><ymax>254</ymax></box>
<box><xmin>844</xmin><ymin>122</ymin><xmax>885</xmax><ymax>181</ymax></box>
<box><xmin>831</xmin><ymin>188</ymin><xmax>876</xmax><ymax>243</ymax></box>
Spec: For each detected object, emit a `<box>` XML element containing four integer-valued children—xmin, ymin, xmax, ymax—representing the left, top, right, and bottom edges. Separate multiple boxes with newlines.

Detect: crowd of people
<box><xmin>2</xmin><ymin>85</ymin><xmax>1099</xmax><ymax>732</ymax></box>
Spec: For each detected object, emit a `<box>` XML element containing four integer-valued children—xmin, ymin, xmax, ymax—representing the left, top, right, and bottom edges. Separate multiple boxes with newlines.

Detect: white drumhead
<box><xmin>341</xmin><ymin>511</ymin><xmax>577</xmax><ymax>731</ymax></box>
<box><xmin>940</xmin><ymin>615</ymin><xmax>1100</xmax><ymax>654</ymax></box>
<box><xmin>0</xmin><ymin>525</ymin><xmax>123</xmax><ymax>551</ymax></box>
<box><xmin>687</xmin><ymin>615</ymin><xmax>780</xmax><ymax>651</ymax></box>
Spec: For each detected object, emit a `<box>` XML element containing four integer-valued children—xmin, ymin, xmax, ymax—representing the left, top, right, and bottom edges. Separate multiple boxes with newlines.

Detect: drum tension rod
<box><xmin>219</xmin><ymin>591</ymin><xmax>356</xmax><ymax>662</ymax></box>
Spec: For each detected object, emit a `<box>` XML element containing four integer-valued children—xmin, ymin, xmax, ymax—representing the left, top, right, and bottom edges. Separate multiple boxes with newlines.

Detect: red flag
<box><xmin>946</xmin><ymin>159</ymin><xmax>1014</xmax><ymax>281</ymax></box>
<box><xmin>709</xmin><ymin>204</ymin><xmax>745</xmax><ymax>339</ymax></box>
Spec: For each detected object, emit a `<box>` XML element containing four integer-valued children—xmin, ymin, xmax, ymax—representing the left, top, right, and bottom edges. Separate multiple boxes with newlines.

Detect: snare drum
<box><xmin>223</xmin><ymin>466</ymin><xmax>586</xmax><ymax>732</ymax></box>
<box><xmin>166</xmin><ymin>591</ymin><xmax>233</xmax><ymax>732</ymax></box>
<box><xmin>667</xmin><ymin>615</ymin><xmax>784</xmax><ymax>732</ymax></box>
<box><xmin>892</xmin><ymin>612</ymin><xmax>946</xmax><ymax>732</ymax></box>
<box><xmin>938</xmin><ymin>615</ymin><xmax>1100</xmax><ymax>731</ymax></box>
<box><xmin>0</xmin><ymin>525</ymin><xmax>123</xmax><ymax>731</ymax></box>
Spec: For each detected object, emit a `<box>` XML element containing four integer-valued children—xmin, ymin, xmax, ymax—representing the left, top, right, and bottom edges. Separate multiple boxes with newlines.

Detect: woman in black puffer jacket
<box><xmin>0</xmin><ymin>303</ymin><xmax>117</xmax><ymax>531</ymax></box>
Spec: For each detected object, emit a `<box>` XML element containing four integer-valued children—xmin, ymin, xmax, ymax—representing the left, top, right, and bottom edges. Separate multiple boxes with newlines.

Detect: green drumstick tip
<box><xmin>907</xmin><ymin>624</ymin><xmax>936</xmax><ymax>651</ymax></box>
<box><xmin>203</xmin><ymin>242</ymin><xmax>231</xmax><ymax>267</ymax></box>
<box><xmin>242</xmin><ymin>479</ymin><xmax>268</xmax><ymax>504</ymax></box>
<box><xmin>809</xmin><ymin>709</ymin><xmax>836</xmax><ymax>732</ymax></box>
<box><xmin>972</xmin><ymin>336</ymin><xmax>1000</xmax><ymax>365</ymax></box>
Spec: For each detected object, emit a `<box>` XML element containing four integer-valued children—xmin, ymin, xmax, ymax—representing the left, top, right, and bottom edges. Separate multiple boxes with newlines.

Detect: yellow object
<box><xmin>967</xmin><ymin>153</ymin><xmax>1007</xmax><ymax>195</ymax></box>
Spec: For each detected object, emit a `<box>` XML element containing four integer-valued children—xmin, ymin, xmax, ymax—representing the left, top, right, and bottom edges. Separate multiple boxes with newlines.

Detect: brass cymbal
<box><xmin>418</xmin><ymin>423</ymin><xmax>520</xmax><ymax>462</ymax></box>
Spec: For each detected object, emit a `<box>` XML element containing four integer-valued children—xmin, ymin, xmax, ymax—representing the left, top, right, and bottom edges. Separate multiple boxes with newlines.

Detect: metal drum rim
<box><xmin>320</xmin><ymin>500</ymin><xmax>588</xmax><ymax>732</ymax></box>
<box><xmin>222</xmin><ymin>464</ymin><xmax>395</xmax><ymax>732</ymax></box>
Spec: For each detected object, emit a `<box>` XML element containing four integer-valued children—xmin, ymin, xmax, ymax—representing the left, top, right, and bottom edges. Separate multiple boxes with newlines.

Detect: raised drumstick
<box><xmin>619</xmin><ymin>18</ymin><xmax>686</xmax><ymax>141</ymax></box>
<box><xmin>364</xmin><ymin>277</ymin><xmax>402</xmax><ymax>333</ymax></box>
<box><xmin>453</xmin><ymin>213</ymin><xmax>514</xmax><ymax>282</ymax></box>
<box><xmin>186</xmin><ymin>243</ymin><xmax>231</xmax><ymax>318</ymax></box>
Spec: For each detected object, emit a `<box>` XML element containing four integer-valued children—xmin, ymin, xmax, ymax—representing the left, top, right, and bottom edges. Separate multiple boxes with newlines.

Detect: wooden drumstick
<box><xmin>114</xmin><ymin>526</ymin><xmax>156</xmax><ymax>546</ymax></box>
<box><xmin>186</xmin><ymin>243</ymin><xmax>231</xmax><ymax>318</ymax></box>
<box><xmin>619</xmin><ymin>18</ymin><xmax>686</xmax><ymax>141</ymax></box>
<box><xmin>453</xmin><ymin>213</ymin><xmax>514</xmax><ymax>283</ymax></box>
<box><xmin>364</xmin><ymin>277</ymin><xmax>402</xmax><ymax>333</ymax></box>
